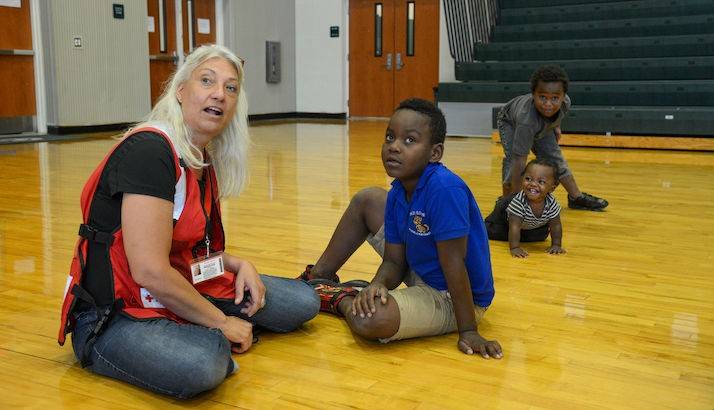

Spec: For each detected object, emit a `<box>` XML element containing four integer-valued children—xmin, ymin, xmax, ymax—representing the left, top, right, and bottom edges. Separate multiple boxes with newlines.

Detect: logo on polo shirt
<box><xmin>409</xmin><ymin>211</ymin><xmax>431</xmax><ymax>236</ymax></box>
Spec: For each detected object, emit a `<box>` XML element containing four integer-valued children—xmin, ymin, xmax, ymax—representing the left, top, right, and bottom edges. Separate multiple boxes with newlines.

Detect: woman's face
<box><xmin>176</xmin><ymin>57</ymin><xmax>240</xmax><ymax>146</ymax></box>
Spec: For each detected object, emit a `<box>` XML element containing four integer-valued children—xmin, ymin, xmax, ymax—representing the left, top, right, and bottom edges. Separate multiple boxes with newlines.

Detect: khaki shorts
<box><xmin>366</xmin><ymin>226</ymin><xmax>488</xmax><ymax>343</ymax></box>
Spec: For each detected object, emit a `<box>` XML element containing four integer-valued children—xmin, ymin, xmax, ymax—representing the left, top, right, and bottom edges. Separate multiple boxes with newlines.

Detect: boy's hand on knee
<box><xmin>510</xmin><ymin>247</ymin><xmax>528</xmax><ymax>258</ymax></box>
<box><xmin>458</xmin><ymin>330</ymin><xmax>503</xmax><ymax>359</ymax></box>
<box><xmin>546</xmin><ymin>245</ymin><xmax>566</xmax><ymax>255</ymax></box>
<box><xmin>352</xmin><ymin>283</ymin><xmax>388</xmax><ymax>318</ymax></box>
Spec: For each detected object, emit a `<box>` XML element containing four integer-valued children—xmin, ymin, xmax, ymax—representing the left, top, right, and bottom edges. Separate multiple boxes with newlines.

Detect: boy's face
<box><xmin>382</xmin><ymin>109</ymin><xmax>443</xmax><ymax>185</ymax></box>
<box><xmin>521</xmin><ymin>163</ymin><xmax>557</xmax><ymax>203</ymax></box>
<box><xmin>532</xmin><ymin>80</ymin><xmax>565</xmax><ymax>118</ymax></box>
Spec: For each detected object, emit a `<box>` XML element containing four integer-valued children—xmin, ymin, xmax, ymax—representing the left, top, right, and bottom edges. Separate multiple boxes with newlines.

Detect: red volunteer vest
<box><xmin>58</xmin><ymin>126</ymin><xmax>236</xmax><ymax>345</ymax></box>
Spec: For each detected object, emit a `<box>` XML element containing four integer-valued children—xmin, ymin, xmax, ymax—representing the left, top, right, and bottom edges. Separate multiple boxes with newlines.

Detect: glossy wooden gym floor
<box><xmin>0</xmin><ymin>120</ymin><xmax>712</xmax><ymax>409</ymax></box>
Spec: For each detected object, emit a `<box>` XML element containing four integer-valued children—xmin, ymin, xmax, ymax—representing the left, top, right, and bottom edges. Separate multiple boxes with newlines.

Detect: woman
<box><xmin>58</xmin><ymin>45</ymin><xmax>319</xmax><ymax>399</ymax></box>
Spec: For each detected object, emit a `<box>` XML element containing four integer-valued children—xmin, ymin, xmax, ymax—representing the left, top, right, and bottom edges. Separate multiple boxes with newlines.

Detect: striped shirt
<box><xmin>506</xmin><ymin>191</ymin><xmax>561</xmax><ymax>230</ymax></box>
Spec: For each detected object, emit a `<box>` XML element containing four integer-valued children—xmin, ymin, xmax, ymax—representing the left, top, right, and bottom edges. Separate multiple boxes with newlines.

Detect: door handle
<box><xmin>385</xmin><ymin>53</ymin><xmax>393</xmax><ymax>70</ymax></box>
<box><xmin>396</xmin><ymin>52</ymin><xmax>404</xmax><ymax>70</ymax></box>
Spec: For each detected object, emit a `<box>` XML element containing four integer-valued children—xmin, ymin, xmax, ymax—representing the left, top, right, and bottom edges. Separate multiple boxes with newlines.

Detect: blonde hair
<box><xmin>132</xmin><ymin>44</ymin><xmax>250</xmax><ymax>198</ymax></box>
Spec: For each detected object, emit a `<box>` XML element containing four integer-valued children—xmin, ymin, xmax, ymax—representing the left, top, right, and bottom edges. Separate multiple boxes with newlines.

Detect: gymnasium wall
<box><xmin>439</xmin><ymin>6</ymin><xmax>456</xmax><ymax>83</ymax></box>
<box><xmin>41</xmin><ymin>0</ymin><xmax>150</xmax><ymax>128</ymax></box>
<box><xmin>224</xmin><ymin>0</ymin><xmax>297</xmax><ymax>115</ymax></box>
<box><xmin>294</xmin><ymin>0</ymin><xmax>346</xmax><ymax>114</ymax></box>
<box><xmin>30</xmin><ymin>0</ymin><xmax>448</xmax><ymax>126</ymax></box>
<box><xmin>226</xmin><ymin>0</ymin><xmax>450</xmax><ymax>116</ymax></box>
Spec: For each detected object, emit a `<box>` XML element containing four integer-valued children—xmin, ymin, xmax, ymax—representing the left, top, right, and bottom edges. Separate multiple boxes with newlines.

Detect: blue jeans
<box><xmin>497</xmin><ymin>116</ymin><xmax>571</xmax><ymax>183</ymax></box>
<box><xmin>71</xmin><ymin>275</ymin><xmax>319</xmax><ymax>399</ymax></box>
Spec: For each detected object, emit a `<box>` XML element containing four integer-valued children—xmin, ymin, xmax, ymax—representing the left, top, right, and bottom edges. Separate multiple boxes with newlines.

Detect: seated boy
<box><xmin>485</xmin><ymin>158</ymin><xmax>565</xmax><ymax>258</ymax></box>
<box><xmin>299</xmin><ymin>98</ymin><xmax>502</xmax><ymax>358</ymax></box>
<box><xmin>497</xmin><ymin>64</ymin><xmax>608</xmax><ymax>211</ymax></box>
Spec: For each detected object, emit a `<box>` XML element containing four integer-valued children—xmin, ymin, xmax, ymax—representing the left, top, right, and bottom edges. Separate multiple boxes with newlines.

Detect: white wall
<box><xmin>31</xmin><ymin>0</ymin><xmax>453</xmax><ymax>126</ymax></box>
<box><xmin>294</xmin><ymin>0</ymin><xmax>347</xmax><ymax>113</ymax></box>
<box><xmin>42</xmin><ymin>0</ymin><xmax>150</xmax><ymax>127</ymax></box>
<box><xmin>439</xmin><ymin>4</ymin><xmax>455</xmax><ymax>83</ymax></box>
<box><xmin>224</xmin><ymin>0</ymin><xmax>296</xmax><ymax>115</ymax></box>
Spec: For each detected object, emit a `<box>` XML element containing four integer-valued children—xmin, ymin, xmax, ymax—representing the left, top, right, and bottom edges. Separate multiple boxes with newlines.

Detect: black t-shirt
<box><xmin>88</xmin><ymin>132</ymin><xmax>177</xmax><ymax>232</ymax></box>
<box><xmin>83</xmin><ymin>132</ymin><xmax>177</xmax><ymax>306</ymax></box>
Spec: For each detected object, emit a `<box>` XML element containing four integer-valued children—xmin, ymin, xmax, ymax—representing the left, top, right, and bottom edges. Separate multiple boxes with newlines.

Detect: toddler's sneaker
<box><xmin>312</xmin><ymin>280</ymin><xmax>366</xmax><ymax>316</ymax></box>
<box><xmin>297</xmin><ymin>264</ymin><xmax>340</xmax><ymax>283</ymax></box>
<box><xmin>568</xmin><ymin>192</ymin><xmax>608</xmax><ymax>211</ymax></box>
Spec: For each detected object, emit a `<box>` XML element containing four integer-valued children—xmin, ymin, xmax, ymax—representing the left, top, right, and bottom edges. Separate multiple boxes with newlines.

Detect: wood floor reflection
<box><xmin>0</xmin><ymin>120</ymin><xmax>712</xmax><ymax>409</ymax></box>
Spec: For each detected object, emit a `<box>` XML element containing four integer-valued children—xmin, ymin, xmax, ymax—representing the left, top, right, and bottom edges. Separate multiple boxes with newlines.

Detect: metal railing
<box><xmin>443</xmin><ymin>0</ymin><xmax>499</xmax><ymax>62</ymax></box>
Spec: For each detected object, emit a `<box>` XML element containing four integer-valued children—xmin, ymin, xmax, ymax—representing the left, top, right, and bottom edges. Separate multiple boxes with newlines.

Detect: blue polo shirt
<box><xmin>384</xmin><ymin>162</ymin><xmax>494</xmax><ymax>307</ymax></box>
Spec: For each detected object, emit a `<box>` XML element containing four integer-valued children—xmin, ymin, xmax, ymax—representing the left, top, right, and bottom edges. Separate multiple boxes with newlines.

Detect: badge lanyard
<box><xmin>190</xmin><ymin>167</ymin><xmax>225</xmax><ymax>284</ymax></box>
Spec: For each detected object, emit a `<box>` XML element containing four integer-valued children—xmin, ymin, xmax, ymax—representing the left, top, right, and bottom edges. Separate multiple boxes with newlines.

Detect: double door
<box><xmin>349</xmin><ymin>0</ymin><xmax>439</xmax><ymax>117</ymax></box>
<box><xmin>147</xmin><ymin>0</ymin><xmax>216</xmax><ymax>106</ymax></box>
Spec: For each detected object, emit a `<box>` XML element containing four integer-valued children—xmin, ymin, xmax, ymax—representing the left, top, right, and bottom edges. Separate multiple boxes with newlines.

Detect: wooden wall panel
<box><xmin>149</xmin><ymin>60</ymin><xmax>176</xmax><ymax>105</ymax></box>
<box><xmin>349</xmin><ymin>0</ymin><xmax>396</xmax><ymax>117</ymax></box>
<box><xmin>147</xmin><ymin>0</ymin><xmax>177</xmax><ymax>55</ymax></box>
<box><xmin>0</xmin><ymin>0</ymin><xmax>35</xmax><ymax>120</ymax></box>
<box><xmin>192</xmin><ymin>0</ymin><xmax>216</xmax><ymax>46</ymax></box>
<box><xmin>348</xmin><ymin>0</ymin><xmax>439</xmax><ymax>117</ymax></box>
<box><xmin>0</xmin><ymin>0</ymin><xmax>32</xmax><ymax>49</ymax></box>
<box><xmin>0</xmin><ymin>55</ymin><xmax>35</xmax><ymax>117</ymax></box>
<box><xmin>393</xmin><ymin>0</ymin><xmax>440</xmax><ymax>106</ymax></box>
<box><xmin>147</xmin><ymin>0</ymin><xmax>178</xmax><ymax>106</ymax></box>
<box><xmin>182</xmin><ymin>0</ymin><xmax>215</xmax><ymax>52</ymax></box>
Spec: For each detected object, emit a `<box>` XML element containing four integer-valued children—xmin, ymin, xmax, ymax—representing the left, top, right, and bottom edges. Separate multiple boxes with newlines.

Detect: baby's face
<box><xmin>521</xmin><ymin>163</ymin><xmax>557</xmax><ymax>203</ymax></box>
<box><xmin>533</xmin><ymin>81</ymin><xmax>565</xmax><ymax>118</ymax></box>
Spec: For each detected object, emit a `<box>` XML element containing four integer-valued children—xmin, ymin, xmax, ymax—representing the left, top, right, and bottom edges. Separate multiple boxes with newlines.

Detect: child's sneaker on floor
<box><xmin>568</xmin><ymin>192</ymin><xmax>608</xmax><ymax>211</ymax></box>
<box><xmin>312</xmin><ymin>280</ymin><xmax>364</xmax><ymax>316</ymax></box>
<box><xmin>296</xmin><ymin>264</ymin><xmax>340</xmax><ymax>283</ymax></box>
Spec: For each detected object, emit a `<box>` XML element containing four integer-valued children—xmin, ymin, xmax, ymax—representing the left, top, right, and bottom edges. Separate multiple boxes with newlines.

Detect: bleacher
<box><xmin>437</xmin><ymin>0</ymin><xmax>714</xmax><ymax>146</ymax></box>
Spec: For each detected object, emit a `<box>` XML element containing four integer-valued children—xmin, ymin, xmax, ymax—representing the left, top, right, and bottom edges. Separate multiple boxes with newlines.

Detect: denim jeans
<box><xmin>71</xmin><ymin>274</ymin><xmax>319</xmax><ymax>399</ymax></box>
<box><xmin>497</xmin><ymin>116</ymin><xmax>571</xmax><ymax>183</ymax></box>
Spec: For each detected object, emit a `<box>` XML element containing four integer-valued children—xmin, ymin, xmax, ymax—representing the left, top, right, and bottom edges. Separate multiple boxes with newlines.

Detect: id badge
<box><xmin>190</xmin><ymin>252</ymin><xmax>225</xmax><ymax>284</ymax></box>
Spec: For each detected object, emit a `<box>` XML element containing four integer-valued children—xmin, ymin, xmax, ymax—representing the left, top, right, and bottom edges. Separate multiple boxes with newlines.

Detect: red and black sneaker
<box><xmin>309</xmin><ymin>278</ymin><xmax>370</xmax><ymax>288</ymax></box>
<box><xmin>312</xmin><ymin>280</ymin><xmax>365</xmax><ymax>316</ymax></box>
<box><xmin>296</xmin><ymin>264</ymin><xmax>340</xmax><ymax>283</ymax></box>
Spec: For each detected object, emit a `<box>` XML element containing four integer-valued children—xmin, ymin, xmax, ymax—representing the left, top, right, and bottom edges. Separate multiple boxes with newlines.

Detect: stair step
<box><xmin>474</xmin><ymin>34</ymin><xmax>714</xmax><ymax>61</ymax></box>
<box><xmin>500</xmin><ymin>0</ymin><xmax>714</xmax><ymax>25</ymax></box>
<box><xmin>455</xmin><ymin>56</ymin><xmax>714</xmax><ymax>82</ymax></box>
<box><xmin>438</xmin><ymin>80</ymin><xmax>714</xmax><ymax>106</ymax></box>
<box><xmin>493</xmin><ymin>14</ymin><xmax>714</xmax><ymax>42</ymax></box>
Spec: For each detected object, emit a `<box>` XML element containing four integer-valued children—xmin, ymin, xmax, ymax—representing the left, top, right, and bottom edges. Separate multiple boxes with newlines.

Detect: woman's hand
<box><xmin>351</xmin><ymin>283</ymin><xmax>389</xmax><ymax>318</ymax></box>
<box><xmin>228</xmin><ymin>256</ymin><xmax>265</xmax><ymax>317</ymax></box>
<box><xmin>218</xmin><ymin>316</ymin><xmax>254</xmax><ymax>353</ymax></box>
